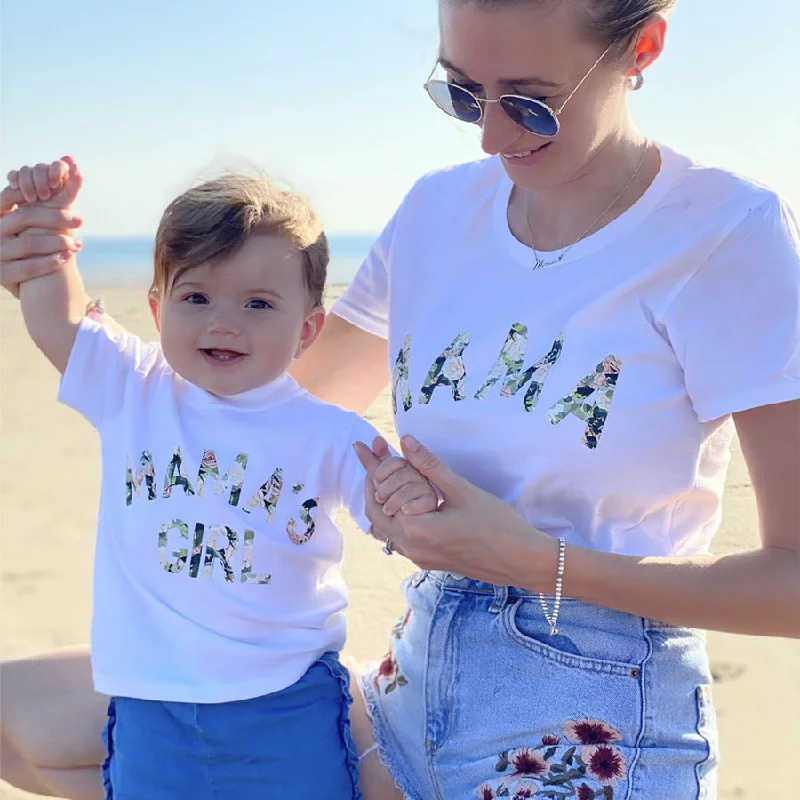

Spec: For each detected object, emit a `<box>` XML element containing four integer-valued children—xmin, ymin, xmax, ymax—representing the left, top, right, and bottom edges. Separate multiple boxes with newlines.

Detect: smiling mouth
<box><xmin>201</xmin><ymin>348</ymin><xmax>247</xmax><ymax>364</ymax></box>
<box><xmin>503</xmin><ymin>142</ymin><xmax>551</xmax><ymax>159</ymax></box>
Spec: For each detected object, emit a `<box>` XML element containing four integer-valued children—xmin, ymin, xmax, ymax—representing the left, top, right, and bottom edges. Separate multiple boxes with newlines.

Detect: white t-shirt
<box><xmin>333</xmin><ymin>145</ymin><xmax>800</xmax><ymax>558</ymax></box>
<box><xmin>59</xmin><ymin>318</ymin><xmax>380</xmax><ymax>703</ymax></box>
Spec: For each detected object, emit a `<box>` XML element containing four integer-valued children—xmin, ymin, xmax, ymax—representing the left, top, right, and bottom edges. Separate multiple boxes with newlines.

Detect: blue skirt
<box><xmin>102</xmin><ymin>652</ymin><xmax>361</xmax><ymax>799</ymax></box>
<box><xmin>363</xmin><ymin>571</ymin><xmax>718</xmax><ymax>800</ymax></box>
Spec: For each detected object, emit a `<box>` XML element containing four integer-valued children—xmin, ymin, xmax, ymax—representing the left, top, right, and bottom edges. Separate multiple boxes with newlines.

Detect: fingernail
<box><xmin>58</xmin><ymin>251</ymin><xmax>72</xmax><ymax>262</ymax></box>
<box><xmin>403</xmin><ymin>435</ymin><xmax>420</xmax><ymax>452</ymax></box>
<box><xmin>70</xmin><ymin>216</ymin><xmax>83</xmax><ymax>226</ymax></box>
<box><xmin>374</xmin><ymin>490</ymin><xmax>382</xmax><ymax>503</ymax></box>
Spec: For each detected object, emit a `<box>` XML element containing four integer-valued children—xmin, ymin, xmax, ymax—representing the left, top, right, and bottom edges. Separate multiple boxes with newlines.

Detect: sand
<box><xmin>1</xmin><ymin>284</ymin><xmax>798</xmax><ymax>799</ymax></box>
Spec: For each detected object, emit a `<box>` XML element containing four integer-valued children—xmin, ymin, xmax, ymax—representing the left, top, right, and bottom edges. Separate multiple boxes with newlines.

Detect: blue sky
<box><xmin>2</xmin><ymin>0</ymin><xmax>798</xmax><ymax>236</ymax></box>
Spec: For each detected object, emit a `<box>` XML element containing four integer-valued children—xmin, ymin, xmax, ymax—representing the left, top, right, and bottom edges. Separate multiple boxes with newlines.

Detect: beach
<box><xmin>1</xmin><ymin>284</ymin><xmax>798</xmax><ymax>799</ymax></box>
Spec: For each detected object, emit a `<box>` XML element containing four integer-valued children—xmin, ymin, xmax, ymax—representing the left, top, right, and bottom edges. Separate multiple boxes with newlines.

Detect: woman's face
<box><xmin>437</xmin><ymin>0</ymin><xmax>635</xmax><ymax>189</ymax></box>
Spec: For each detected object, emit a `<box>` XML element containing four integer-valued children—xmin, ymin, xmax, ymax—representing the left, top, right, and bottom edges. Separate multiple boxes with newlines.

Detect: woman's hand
<box><xmin>0</xmin><ymin>158</ymin><xmax>83</xmax><ymax>298</ymax></box>
<box><xmin>354</xmin><ymin>435</ymin><xmax>559</xmax><ymax>589</ymax></box>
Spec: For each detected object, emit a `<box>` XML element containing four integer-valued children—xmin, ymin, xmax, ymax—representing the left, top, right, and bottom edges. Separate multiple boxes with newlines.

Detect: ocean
<box><xmin>77</xmin><ymin>235</ymin><xmax>375</xmax><ymax>288</ymax></box>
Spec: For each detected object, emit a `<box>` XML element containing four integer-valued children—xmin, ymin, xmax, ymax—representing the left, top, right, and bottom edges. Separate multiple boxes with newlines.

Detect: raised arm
<box><xmin>10</xmin><ymin>160</ymin><xmax>88</xmax><ymax>373</ymax></box>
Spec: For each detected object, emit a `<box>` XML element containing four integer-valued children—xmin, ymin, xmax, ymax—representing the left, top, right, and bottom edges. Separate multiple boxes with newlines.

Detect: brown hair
<box><xmin>151</xmin><ymin>173</ymin><xmax>328</xmax><ymax>306</ymax></box>
<box><xmin>455</xmin><ymin>0</ymin><xmax>676</xmax><ymax>49</ymax></box>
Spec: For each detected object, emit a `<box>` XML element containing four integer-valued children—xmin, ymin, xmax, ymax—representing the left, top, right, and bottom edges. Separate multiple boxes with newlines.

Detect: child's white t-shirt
<box><xmin>59</xmin><ymin>318</ymin><xmax>380</xmax><ymax>703</ymax></box>
<box><xmin>333</xmin><ymin>144</ymin><xmax>800</xmax><ymax>559</ymax></box>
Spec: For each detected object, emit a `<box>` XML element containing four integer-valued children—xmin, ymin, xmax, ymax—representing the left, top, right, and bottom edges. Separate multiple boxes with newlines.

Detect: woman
<box><xmin>2</xmin><ymin>0</ymin><xmax>799</xmax><ymax>798</ymax></box>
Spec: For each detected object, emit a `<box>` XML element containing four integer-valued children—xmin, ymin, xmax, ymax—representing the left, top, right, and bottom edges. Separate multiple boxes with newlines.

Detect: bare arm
<box><xmin>9</xmin><ymin>161</ymin><xmax>88</xmax><ymax>374</ymax></box>
<box><xmin>289</xmin><ymin>312</ymin><xmax>388</xmax><ymax>413</ymax></box>
<box><xmin>563</xmin><ymin>399</ymin><xmax>800</xmax><ymax>637</ymax></box>
<box><xmin>19</xmin><ymin>259</ymin><xmax>88</xmax><ymax>374</ymax></box>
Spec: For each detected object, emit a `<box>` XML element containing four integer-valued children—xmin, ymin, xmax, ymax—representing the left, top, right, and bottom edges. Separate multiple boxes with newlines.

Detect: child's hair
<box><xmin>151</xmin><ymin>173</ymin><xmax>328</xmax><ymax>306</ymax></box>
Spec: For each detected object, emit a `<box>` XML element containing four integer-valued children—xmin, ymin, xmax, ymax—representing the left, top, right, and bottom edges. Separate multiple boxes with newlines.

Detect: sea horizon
<box><xmin>77</xmin><ymin>234</ymin><xmax>376</xmax><ymax>288</ymax></box>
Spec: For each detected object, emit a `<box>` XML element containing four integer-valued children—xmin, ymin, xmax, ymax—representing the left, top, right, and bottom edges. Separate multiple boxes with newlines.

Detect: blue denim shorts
<box><xmin>102</xmin><ymin>652</ymin><xmax>361</xmax><ymax>799</ymax></box>
<box><xmin>363</xmin><ymin>571</ymin><xmax>718</xmax><ymax>800</ymax></box>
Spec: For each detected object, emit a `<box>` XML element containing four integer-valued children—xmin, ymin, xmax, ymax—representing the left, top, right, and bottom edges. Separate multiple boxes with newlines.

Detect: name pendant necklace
<box><xmin>526</xmin><ymin>140</ymin><xmax>650</xmax><ymax>272</ymax></box>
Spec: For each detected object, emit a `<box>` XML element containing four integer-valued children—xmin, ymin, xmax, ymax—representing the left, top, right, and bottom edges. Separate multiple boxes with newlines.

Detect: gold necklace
<box><xmin>525</xmin><ymin>140</ymin><xmax>650</xmax><ymax>271</ymax></box>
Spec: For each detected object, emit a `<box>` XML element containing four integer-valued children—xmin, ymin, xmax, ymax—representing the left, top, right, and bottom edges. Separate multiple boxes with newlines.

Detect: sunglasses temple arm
<box><xmin>554</xmin><ymin>43</ymin><xmax>613</xmax><ymax>116</ymax></box>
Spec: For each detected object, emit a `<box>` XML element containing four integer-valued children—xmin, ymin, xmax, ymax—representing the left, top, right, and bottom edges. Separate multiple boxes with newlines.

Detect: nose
<box><xmin>206</xmin><ymin>306</ymin><xmax>243</xmax><ymax>337</ymax></box>
<box><xmin>480</xmin><ymin>101</ymin><xmax>526</xmax><ymax>156</ymax></box>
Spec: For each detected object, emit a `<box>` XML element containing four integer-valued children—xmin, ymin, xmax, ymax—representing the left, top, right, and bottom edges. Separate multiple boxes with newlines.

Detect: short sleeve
<box><xmin>664</xmin><ymin>194</ymin><xmax>800</xmax><ymax>422</ymax></box>
<box><xmin>330</xmin><ymin>212</ymin><xmax>396</xmax><ymax>340</ymax></box>
<box><xmin>58</xmin><ymin>317</ymin><xmax>156</xmax><ymax>430</ymax></box>
<box><xmin>336</xmin><ymin>415</ymin><xmax>397</xmax><ymax>534</ymax></box>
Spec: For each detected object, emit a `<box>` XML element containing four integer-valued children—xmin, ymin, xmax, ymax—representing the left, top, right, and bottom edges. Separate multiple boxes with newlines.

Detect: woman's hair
<box><xmin>457</xmin><ymin>0</ymin><xmax>676</xmax><ymax>49</ymax></box>
<box><xmin>151</xmin><ymin>173</ymin><xmax>328</xmax><ymax>306</ymax></box>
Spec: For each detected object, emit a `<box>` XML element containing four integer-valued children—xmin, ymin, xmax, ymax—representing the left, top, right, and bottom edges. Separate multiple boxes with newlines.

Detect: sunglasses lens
<box><xmin>501</xmin><ymin>97</ymin><xmax>559</xmax><ymax>137</ymax></box>
<box><xmin>425</xmin><ymin>81</ymin><xmax>482</xmax><ymax>124</ymax></box>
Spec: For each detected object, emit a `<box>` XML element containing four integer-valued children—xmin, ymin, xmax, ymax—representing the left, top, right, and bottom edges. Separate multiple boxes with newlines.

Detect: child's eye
<box><xmin>183</xmin><ymin>293</ymin><xmax>209</xmax><ymax>305</ymax></box>
<box><xmin>246</xmin><ymin>298</ymin><xmax>273</xmax><ymax>310</ymax></box>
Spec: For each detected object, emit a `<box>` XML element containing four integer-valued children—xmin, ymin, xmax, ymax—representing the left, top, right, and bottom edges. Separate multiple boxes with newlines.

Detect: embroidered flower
<box><xmin>576</xmin><ymin>785</ymin><xmax>594</xmax><ymax>800</ymax></box>
<box><xmin>372</xmin><ymin>651</ymin><xmax>408</xmax><ymax>694</ymax></box>
<box><xmin>511</xmin><ymin>779</ymin><xmax>539</xmax><ymax>798</ymax></box>
<box><xmin>541</xmin><ymin>733</ymin><xmax>560</xmax><ymax>747</ymax></box>
<box><xmin>509</xmin><ymin>747</ymin><xmax>549</xmax><ymax>777</ymax></box>
<box><xmin>392</xmin><ymin>608</ymin><xmax>412</xmax><ymax>639</ymax></box>
<box><xmin>563</xmin><ymin>718</ymin><xmax>622</xmax><ymax>746</ymax></box>
<box><xmin>374</xmin><ymin>652</ymin><xmax>397</xmax><ymax>685</ymax></box>
<box><xmin>582</xmin><ymin>744</ymin><xmax>628</xmax><ymax>787</ymax></box>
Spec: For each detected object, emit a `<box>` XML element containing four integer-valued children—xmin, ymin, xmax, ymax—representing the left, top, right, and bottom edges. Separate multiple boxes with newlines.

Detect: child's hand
<box><xmin>368</xmin><ymin>437</ymin><xmax>440</xmax><ymax>517</ymax></box>
<box><xmin>7</xmin><ymin>156</ymin><xmax>83</xmax><ymax>209</ymax></box>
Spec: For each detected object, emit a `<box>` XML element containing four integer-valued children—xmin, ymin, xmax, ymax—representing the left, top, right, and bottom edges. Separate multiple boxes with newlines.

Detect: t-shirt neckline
<box><xmin>493</xmin><ymin>142</ymin><xmax>686</xmax><ymax>270</ymax></box>
<box><xmin>177</xmin><ymin>371</ymin><xmax>300</xmax><ymax>410</ymax></box>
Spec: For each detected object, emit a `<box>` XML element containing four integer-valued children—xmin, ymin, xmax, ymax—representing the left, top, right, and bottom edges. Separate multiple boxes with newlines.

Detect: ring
<box><xmin>382</xmin><ymin>538</ymin><xmax>395</xmax><ymax>556</ymax></box>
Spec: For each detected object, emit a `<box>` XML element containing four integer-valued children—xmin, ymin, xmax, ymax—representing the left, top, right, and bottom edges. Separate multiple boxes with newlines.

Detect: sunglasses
<box><xmin>424</xmin><ymin>45</ymin><xmax>611</xmax><ymax>138</ymax></box>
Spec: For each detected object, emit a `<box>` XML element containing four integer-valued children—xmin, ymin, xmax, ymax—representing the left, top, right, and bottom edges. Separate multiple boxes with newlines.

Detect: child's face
<box><xmin>150</xmin><ymin>234</ymin><xmax>324</xmax><ymax>396</ymax></box>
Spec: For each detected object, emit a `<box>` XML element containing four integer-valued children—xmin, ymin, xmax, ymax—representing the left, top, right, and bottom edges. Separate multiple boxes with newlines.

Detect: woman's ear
<box><xmin>630</xmin><ymin>14</ymin><xmax>668</xmax><ymax>77</ymax></box>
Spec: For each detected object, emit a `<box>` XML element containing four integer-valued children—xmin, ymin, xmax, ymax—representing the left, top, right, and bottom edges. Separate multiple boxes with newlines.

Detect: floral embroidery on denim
<box><xmin>481</xmin><ymin>718</ymin><xmax>628</xmax><ymax>798</ymax></box>
<box><xmin>372</xmin><ymin>651</ymin><xmax>408</xmax><ymax>695</ymax></box>
<box><xmin>374</xmin><ymin>608</ymin><xmax>413</xmax><ymax>694</ymax></box>
<box><xmin>391</xmin><ymin>608</ymin><xmax>412</xmax><ymax>639</ymax></box>
<box><xmin>546</xmin><ymin>356</ymin><xmax>622</xmax><ymax>450</ymax></box>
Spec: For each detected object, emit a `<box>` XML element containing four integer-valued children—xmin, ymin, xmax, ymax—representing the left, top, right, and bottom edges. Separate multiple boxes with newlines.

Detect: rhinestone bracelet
<box><xmin>539</xmin><ymin>537</ymin><xmax>566</xmax><ymax>636</ymax></box>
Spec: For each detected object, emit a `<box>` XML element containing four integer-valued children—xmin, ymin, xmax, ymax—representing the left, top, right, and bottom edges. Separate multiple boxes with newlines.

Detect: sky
<box><xmin>2</xmin><ymin>0</ymin><xmax>798</xmax><ymax>237</ymax></box>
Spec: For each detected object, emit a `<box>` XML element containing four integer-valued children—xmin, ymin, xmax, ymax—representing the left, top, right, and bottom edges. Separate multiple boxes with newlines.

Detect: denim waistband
<box><xmin>423</xmin><ymin>570</ymin><xmax>698</xmax><ymax>633</ymax></box>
